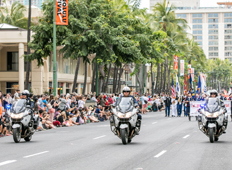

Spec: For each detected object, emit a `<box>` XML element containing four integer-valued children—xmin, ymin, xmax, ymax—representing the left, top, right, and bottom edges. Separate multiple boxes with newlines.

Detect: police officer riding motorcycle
<box><xmin>110</xmin><ymin>86</ymin><xmax>142</xmax><ymax>144</ymax></box>
<box><xmin>10</xmin><ymin>90</ymin><xmax>39</xmax><ymax>143</ymax></box>
<box><xmin>198</xmin><ymin>89</ymin><xmax>228</xmax><ymax>143</ymax></box>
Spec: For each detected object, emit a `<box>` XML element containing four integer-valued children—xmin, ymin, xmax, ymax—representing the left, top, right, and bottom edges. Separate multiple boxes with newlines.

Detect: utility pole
<box><xmin>53</xmin><ymin>0</ymin><xmax>57</xmax><ymax>96</ymax></box>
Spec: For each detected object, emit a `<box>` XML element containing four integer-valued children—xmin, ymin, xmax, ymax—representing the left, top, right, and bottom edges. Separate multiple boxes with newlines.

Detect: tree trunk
<box><xmin>117</xmin><ymin>65</ymin><xmax>123</xmax><ymax>93</ymax></box>
<box><xmin>151</xmin><ymin>63</ymin><xmax>154</xmax><ymax>95</ymax></box>
<box><xmin>136</xmin><ymin>72</ymin><xmax>143</xmax><ymax>94</ymax></box>
<box><xmin>103</xmin><ymin>64</ymin><xmax>111</xmax><ymax>93</ymax></box>
<box><xmin>160</xmin><ymin>63</ymin><xmax>163</xmax><ymax>93</ymax></box>
<box><xmin>25</xmin><ymin>0</ymin><xmax>32</xmax><ymax>90</ymax></box>
<box><xmin>91</xmin><ymin>63</ymin><xmax>96</xmax><ymax>93</ymax></box>
<box><xmin>167</xmin><ymin>61</ymin><xmax>172</xmax><ymax>94</ymax></box>
<box><xmin>72</xmin><ymin>58</ymin><xmax>81</xmax><ymax>92</ymax></box>
<box><xmin>155</xmin><ymin>63</ymin><xmax>160</xmax><ymax>93</ymax></box>
<box><xmin>164</xmin><ymin>57</ymin><xmax>168</xmax><ymax>92</ymax></box>
<box><xmin>82</xmin><ymin>62</ymin><xmax>87</xmax><ymax>95</ymax></box>
<box><xmin>112</xmin><ymin>65</ymin><xmax>117</xmax><ymax>93</ymax></box>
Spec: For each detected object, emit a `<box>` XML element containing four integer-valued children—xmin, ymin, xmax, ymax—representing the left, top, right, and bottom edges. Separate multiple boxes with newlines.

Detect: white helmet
<box><xmin>123</xmin><ymin>86</ymin><xmax>131</xmax><ymax>92</ymax></box>
<box><xmin>22</xmin><ymin>90</ymin><xmax>29</xmax><ymax>97</ymax></box>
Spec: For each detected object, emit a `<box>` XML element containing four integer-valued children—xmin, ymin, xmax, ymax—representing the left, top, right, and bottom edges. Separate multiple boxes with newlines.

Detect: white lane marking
<box><xmin>23</xmin><ymin>151</ymin><xmax>49</xmax><ymax>158</ymax></box>
<box><xmin>93</xmin><ymin>135</ymin><xmax>106</xmax><ymax>140</ymax></box>
<box><xmin>152</xmin><ymin>122</ymin><xmax>157</xmax><ymax>124</ymax></box>
<box><xmin>183</xmin><ymin>135</ymin><xmax>190</xmax><ymax>139</ymax></box>
<box><xmin>0</xmin><ymin>160</ymin><xmax>17</xmax><ymax>166</ymax></box>
<box><xmin>154</xmin><ymin>150</ymin><xmax>167</xmax><ymax>158</ymax></box>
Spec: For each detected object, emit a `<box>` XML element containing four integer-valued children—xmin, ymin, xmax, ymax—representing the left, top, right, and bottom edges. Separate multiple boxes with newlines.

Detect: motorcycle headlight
<box><xmin>117</xmin><ymin>112</ymin><xmax>132</xmax><ymax>118</ymax></box>
<box><xmin>11</xmin><ymin>113</ymin><xmax>23</xmax><ymax>119</ymax></box>
<box><xmin>205</xmin><ymin>111</ymin><xmax>219</xmax><ymax>118</ymax></box>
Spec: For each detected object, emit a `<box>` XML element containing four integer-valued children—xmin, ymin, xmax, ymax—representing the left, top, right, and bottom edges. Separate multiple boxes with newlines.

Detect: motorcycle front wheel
<box><xmin>120</xmin><ymin>129</ymin><xmax>128</xmax><ymax>145</ymax></box>
<box><xmin>13</xmin><ymin>128</ymin><xmax>21</xmax><ymax>143</ymax></box>
<box><xmin>209</xmin><ymin>128</ymin><xmax>214</xmax><ymax>143</ymax></box>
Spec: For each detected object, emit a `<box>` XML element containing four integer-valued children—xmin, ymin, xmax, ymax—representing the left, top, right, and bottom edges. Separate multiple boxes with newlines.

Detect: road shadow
<box><xmin>1</xmin><ymin>140</ymin><xmax>40</xmax><ymax>144</ymax></box>
<box><xmin>106</xmin><ymin>142</ymin><xmax>145</xmax><ymax>146</ymax></box>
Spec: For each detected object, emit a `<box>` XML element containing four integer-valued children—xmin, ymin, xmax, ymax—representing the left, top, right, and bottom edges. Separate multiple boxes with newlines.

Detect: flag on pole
<box><xmin>189</xmin><ymin>72</ymin><xmax>193</xmax><ymax>93</ymax></box>
<box><xmin>176</xmin><ymin>73</ymin><xmax>180</xmax><ymax>95</ymax></box>
<box><xmin>196</xmin><ymin>73</ymin><xmax>201</xmax><ymax>94</ymax></box>
<box><xmin>185</xmin><ymin>74</ymin><xmax>187</xmax><ymax>95</ymax></box>
<box><xmin>171</xmin><ymin>75</ymin><xmax>176</xmax><ymax>98</ymax></box>
<box><xmin>201</xmin><ymin>73</ymin><xmax>207</xmax><ymax>93</ymax></box>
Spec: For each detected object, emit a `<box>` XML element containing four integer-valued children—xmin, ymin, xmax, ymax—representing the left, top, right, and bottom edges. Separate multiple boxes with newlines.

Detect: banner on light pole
<box><xmin>180</xmin><ymin>60</ymin><xmax>184</xmax><ymax>76</ymax></box>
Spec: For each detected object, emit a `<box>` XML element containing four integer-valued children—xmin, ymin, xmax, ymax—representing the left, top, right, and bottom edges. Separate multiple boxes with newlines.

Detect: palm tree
<box><xmin>82</xmin><ymin>62</ymin><xmax>87</xmax><ymax>95</ymax></box>
<box><xmin>151</xmin><ymin>0</ymin><xmax>189</xmax><ymax>93</ymax></box>
<box><xmin>0</xmin><ymin>0</ymin><xmax>28</xmax><ymax>29</ymax></box>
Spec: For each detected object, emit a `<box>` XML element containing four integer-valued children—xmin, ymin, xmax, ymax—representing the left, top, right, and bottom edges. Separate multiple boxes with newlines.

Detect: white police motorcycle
<box><xmin>198</xmin><ymin>98</ymin><xmax>227</xmax><ymax>143</ymax></box>
<box><xmin>110</xmin><ymin>97</ymin><xmax>141</xmax><ymax>145</ymax></box>
<box><xmin>10</xmin><ymin>99</ymin><xmax>39</xmax><ymax>143</ymax></box>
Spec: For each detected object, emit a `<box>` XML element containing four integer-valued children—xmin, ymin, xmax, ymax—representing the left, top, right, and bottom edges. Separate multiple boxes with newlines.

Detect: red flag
<box><xmin>185</xmin><ymin>74</ymin><xmax>187</xmax><ymax>95</ymax></box>
<box><xmin>173</xmin><ymin>55</ymin><xmax>179</xmax><ymax>70</ymax></box>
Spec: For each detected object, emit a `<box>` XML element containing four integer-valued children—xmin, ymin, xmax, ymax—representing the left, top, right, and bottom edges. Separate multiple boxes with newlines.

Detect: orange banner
<box><xmin>173</xmin><ymin>55</ymin><xmax>179</xmax><ymax>70</ymax></box>
<box><xmin>56</xmin><ymin>0</ymin><xmax>68</xmax><ymax>25</ymax></box>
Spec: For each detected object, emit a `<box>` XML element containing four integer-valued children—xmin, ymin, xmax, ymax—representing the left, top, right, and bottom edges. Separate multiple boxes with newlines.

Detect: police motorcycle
<box><xmin>110</xmin><ymin>97</ymin><xmax>141</xmax><ymax>145</ymax></box>
<box><xmin>10</xmin><ymin>99</ymin><xmax>39</xmax><ymax>143</ymax></box>
<box><xmin>198</xmin><ymin>98</ymin><xmax>227</xmax><ymax>143</ymax></box>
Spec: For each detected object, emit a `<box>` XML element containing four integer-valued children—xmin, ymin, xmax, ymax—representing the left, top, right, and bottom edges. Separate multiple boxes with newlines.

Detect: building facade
<box><xmin>0</xmin><ymin>24</ymin><xmax>92</xmax><ymax>95</ymax></box>
<box><xmin>175</xmin><ymin>8</ymin><xmax>232</xmax><ymax>61</ymax></box>
<box><xmin>7</xmin><ymin>0</ymin><xmax>44</xmax><ymax>9</ymax></box>
<box><xmin>150</xmin><ymin>0</ymin><xmax>200</xmax><ymax>10</ymax></box>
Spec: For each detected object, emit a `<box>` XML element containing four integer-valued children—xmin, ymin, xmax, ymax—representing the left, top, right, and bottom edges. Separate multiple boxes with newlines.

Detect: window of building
<box><xmin>225</xmin><ymin>41</ymin><xmax>232</xmax><ymax>45</ymax></box>
<box><xmin>209</xmin><ymin>52</ymin><xmax>218</xmax><ymax>56</ymax></box>
<box><xmin>209</xmin><ymin>41</ymin><xmax>218</xmax><ymax>45</ymax></box>
<box><xmin>225</xmin><ymin>52</ymin><xmax>232</xmax><ymax>56</ymax></box>
<box><xmin>6</xmin><ymin>82</ymin><xmax>19</xmax><ymax>94</ymax></box>
<box><xmin>193</xmin><ymin>19</ymin><xmax>202</xmax><ymax>23</ymax></box>
<box><xmin>176</xmin><ymin>14</ymin><xmax>187</xmax><ymax>18</ymax></box>
<box><xmin>7</xmin><ymin>52</ymin><xmax>19</xmax><ymax>71</ymax></box>
<box><xmin>209</xmin><ymin>35</ymin><xmax>218</xmax><ymax>40</ymax></box>
<box><xmin>193</xmin><ymin>30</ymin><xmax>202</xmax><ymax>34</ymax></box>
<box><xmin>209</xmin><ymin>47</ymin><xmax>218</xmax><ymax>51</ymax></box>
<box><xmin>208</xmin><ymin>13</ymin><xmax>218</xmax><ymax>17</ymax></box>
<box><xmin>224</xmin><ymin>18</ymin><xmax>232</xmax><ymax>23</ymax></box>
<box><xmin>193</xmin><ymin>25</ymin><xmax>202</xmax><ymax>29</ymax></box>
<box><xmin>192</xmin><ymin>14</ymin><xmax>202</xmax><ymax>18</ymax></box>
<box><xmin>225</xmin><ymin>30</ymin><xmax>232</xmax><ymax>34</ymax></box>
<box><xmin>225</xmin><ymin>35</ymin><xmax>232</xmax><ymax>39</ymax></box>
<box><xmin>208</xmin><ymin>24</ymin><xmax>218</xmax><ymax>29</ymax></box>
<box><xmin>225</xmin><ymin>47</ymin><xmax>232</xmax><ymax>51</ymax></box>
<box><xmin>194</xmin><ymin>36</ymin><xmax>202</xmax><ymax>40</ymax></box>
<box><xmin>208</xmin><ymin>30</ymin><xmax>218</xmax><ymax>34</ymax></box>
<box><xmin>225</xmin><ymin>24</ymin><xmax>232</xmax><ymax>28</ymax></box>
<box><xmin>196</xmin><ymin>41</ymin><xmax>202</xmax><ymax>45</ymax></box>
<box><xmin>208</xmin><ymin>19</ymin><xmax>218</xmax><ymax>23</ymax></box>
<box><xmin>224</xmin><ymin>13</ymin><xmax>232</xmax><ymax>17</ymax></box>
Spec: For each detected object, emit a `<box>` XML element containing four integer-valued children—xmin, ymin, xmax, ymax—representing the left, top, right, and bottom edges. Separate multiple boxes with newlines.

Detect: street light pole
<box><xmin>53</xmin><ymin>0</ymin><xmax>57</xmax><ymax>96</ymax></box>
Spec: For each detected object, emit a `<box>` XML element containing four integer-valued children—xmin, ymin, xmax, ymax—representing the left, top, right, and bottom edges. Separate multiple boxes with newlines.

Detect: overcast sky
<box><xmin>140</xmin><ymin>0</ymin><xmax>232</xmax><ymax>9</ymax></box>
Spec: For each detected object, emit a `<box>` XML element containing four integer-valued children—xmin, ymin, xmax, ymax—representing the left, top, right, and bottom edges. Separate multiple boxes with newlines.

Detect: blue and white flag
<box><xmin>176</xmin><ymin>73</ymin><xmax>180</xmax><ymax>95</ymax></box>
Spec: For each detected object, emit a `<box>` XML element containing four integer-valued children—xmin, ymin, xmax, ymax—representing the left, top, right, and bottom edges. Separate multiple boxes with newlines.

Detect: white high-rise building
<box><xmin>175</xmin><ymin>7</ymin><xmax>232</xmax><ymax>61</ymax></box>
<box><xmin>150</xmin><ymin>0</ymin><xmax>200</xmax><ymax>10</ymax></box>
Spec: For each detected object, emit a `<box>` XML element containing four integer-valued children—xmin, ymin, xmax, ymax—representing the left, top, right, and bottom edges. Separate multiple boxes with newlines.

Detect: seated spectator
<box><xmin>47</xmin><ymin>104</ymin><xmax>55</xmax><ymax>122</ymax></box>
<box><xmin>42</xmin><ymin>112</ymin><xmax>54</xmax><ymax>129</ymax></box>
<box><xmin>57</xmin><ymin>111</ymin><xmax>67</xmax><ymax>127</ymax></box>
<box><xmin>0</xmin><ymin>114</ymin><xmax>7</xmax><ymax>137</ymax></box>
<box><xmin>95</xmin><ymin>105</ymin><xmax>105</xmax><ymax>122</ymax></box>
<box><xmin>54</xmin><ymin>108</ymin><xmax>61</xmax><ymax>120</ymax></box>
<box><xmin>87</xmin><ymin>107</ymin><xmax>99</xmax><ymax>122</ymax></box>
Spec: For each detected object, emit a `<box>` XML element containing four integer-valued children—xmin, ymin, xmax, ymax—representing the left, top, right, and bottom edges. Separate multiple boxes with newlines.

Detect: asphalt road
<box><xmin>1</xmin><ymin>111</ymin><xmax>232</xmax><ymax>170</ymax></box>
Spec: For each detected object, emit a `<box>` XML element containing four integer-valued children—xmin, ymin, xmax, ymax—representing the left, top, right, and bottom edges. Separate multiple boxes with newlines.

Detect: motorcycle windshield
<box><xmin>13</xmin><ymin>99</ymin><xmax>26</xmax><ymax>114</ymax></box>
<box><xmin>117</xmin><ymin>97</ymin><xmax>133</xmax><ymax>113</ymax></box>
<box><xmin>205</xmin><ymin>98</ymin><xmax>220</xmax><ymax>113</ymax></box>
